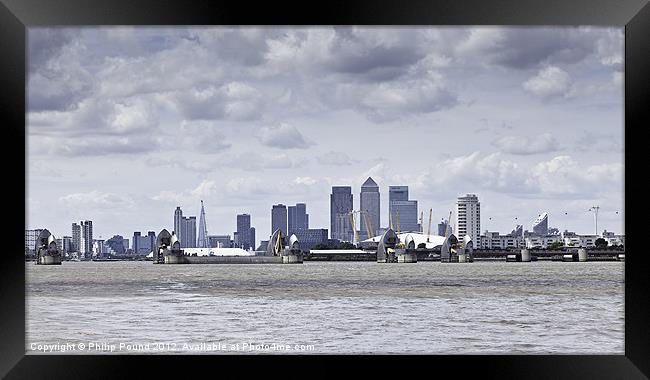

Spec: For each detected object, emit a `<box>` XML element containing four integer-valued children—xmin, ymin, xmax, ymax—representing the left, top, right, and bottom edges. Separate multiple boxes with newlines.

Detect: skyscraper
<box><xmin>197</xmin><ymin>200</ymin><xmax>209</xmax><ymax>248</ymax></box>
<box><xmin>147</xmin><ymin>231</ymin><xmax>156</xmax><ymax>253</ymax></box>
<box><xmin>271</xmin><ymin>204</ymin><xmax>288</xmax><ymax>236</ymax></box>
<box><xmin>388</xmin><ymin>186</ymin><xmax>418</xmax><ymax>233</ymax></box>
<box><xmin>237</xmin><ymin>214</ymin><xmax>252</xmax><ymax>249</ymax></box>
<box><xmin>249</xmin><ymin>227</ymin><xmax>256</xmax><ymax>251</ymax></box>
<box><xmin>438</xmin><ymin>219</ymin><xmax>452</xmax><ymax>237</ymax></box>
<box><xmin>80</xmin><ymin>220</ymin><xmax>93</xmax><ymax>259</ymax></box>
<box><xmin>360</xmin><ymin>177</ymin><xmax>380</xmax><ymax>240</ymax></box>
<box><xmin>330</xmin><ymin>186</ymin><xmax>353</xmax><ymax>241</ymax></box>
<box><xmin>174</xmin><ymin>206</ymin><xmax>183</xmax><ymax>244</ymax></box>
<box><xmin>182</xmin><ymin>216</ymin><xmax>197</xmax><ymax>248</ymax></box>
<box><xmin>71</xmin><ymin>222</ymin><xmax>81</xmax><ymax>252</ymax></box>
<box><xmin>288</xmin><ymin>203</ymin><xmax>309</xmax><ymax>235</ymax></box>
<box><xmin>456</xmin><ymin>194</ymin><xmax>480</xmax><ymax>244</ymax></box>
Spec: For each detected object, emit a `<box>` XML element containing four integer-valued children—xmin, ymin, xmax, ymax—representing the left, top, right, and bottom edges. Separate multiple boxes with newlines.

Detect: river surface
<box><xmin>26</xmin><ymin>261</ymin><xmax>624</xmax><ymax>354</ymax></box>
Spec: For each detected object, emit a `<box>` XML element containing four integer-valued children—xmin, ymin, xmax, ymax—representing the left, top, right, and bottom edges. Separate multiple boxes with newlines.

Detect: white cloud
<box><xmin>523</xmin><ymin>66</ymin><xmax>573</xmax><ymax>99</ymax></box>
<box><xmin>59</xmin><ymin>191</ymin><xmax>135</xmax><ymax>209</ymax></box>
<box><xmin>492</xmin><ymin>133</ymin><xmax>561</xmax><ymax>155</ymax></box>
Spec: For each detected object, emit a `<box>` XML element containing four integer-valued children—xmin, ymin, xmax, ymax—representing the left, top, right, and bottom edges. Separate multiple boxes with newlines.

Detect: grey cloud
<box><xmin>40</xmin><ymin>135</ymin><xmax>159</xmax><ymax>157</ymax></box>
<box><xmin>457</xmin><ymin>28</ymin><xmax>606</xmax><ymax>70</ymax></box>
<box><xmin>256</xmin><ymin>124</ymin><xmax>313</xmax><ymax>149</ymax></box>
<box><xmin>174</xmin><ymin>82</ymin><xmax>263</xmax><ymax>121</ymax></box>
<box><xmin>28</xmin><ymin>29</ymin><xmax>75</xmax><ymax>73</ymax></box>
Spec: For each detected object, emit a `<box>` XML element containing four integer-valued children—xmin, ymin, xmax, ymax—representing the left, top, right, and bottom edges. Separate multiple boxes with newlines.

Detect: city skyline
<box><xmin>27</xmin><ymin>27</ymin><xmax>624</xmax><ymax>239</ymax></box>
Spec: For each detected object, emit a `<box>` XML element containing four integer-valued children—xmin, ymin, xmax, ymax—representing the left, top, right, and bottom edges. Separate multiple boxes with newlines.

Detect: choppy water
<box><xmin>26</xmin><ymin>261</ymin><xmax>624</xmax><ymax>354</ymax></box>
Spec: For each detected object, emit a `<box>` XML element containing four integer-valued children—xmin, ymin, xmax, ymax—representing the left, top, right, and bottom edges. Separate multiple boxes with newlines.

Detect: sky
<box><xmin>26</xmin><ymin>26</ymin><xmax>624</xmax><ymax>246</ymax></box>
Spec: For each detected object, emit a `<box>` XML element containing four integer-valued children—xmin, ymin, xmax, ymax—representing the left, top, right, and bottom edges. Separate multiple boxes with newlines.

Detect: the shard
<box><xmin>197</xmin><ymin>200</ymin><xmax>209</xmax><ymax>248</ymax></box>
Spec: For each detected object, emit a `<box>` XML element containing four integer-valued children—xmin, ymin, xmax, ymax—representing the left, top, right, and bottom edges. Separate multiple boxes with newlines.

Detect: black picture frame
<box><xmin>1</xmin><ymin>0</ymin><xmax>648</xmax><ymax>378</ymax></box>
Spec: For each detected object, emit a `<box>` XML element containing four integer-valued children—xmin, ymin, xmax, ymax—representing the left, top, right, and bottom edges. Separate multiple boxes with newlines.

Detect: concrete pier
<box><xmin>520</xmin><ymin>249</ymin><xmax>531</xmax><ymax>262</ymax></box>
<box><xmin>397</xmin><ymin>251</ymin><xmax>418</xmax><ymax>263</ymax></box>
<box><xmin>578</xmin><ymin>248</ymin><xmax>587</xmax><ymax>262</ymax></box>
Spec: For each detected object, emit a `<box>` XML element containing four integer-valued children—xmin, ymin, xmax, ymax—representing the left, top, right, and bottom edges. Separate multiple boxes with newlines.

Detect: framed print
<box><xmin>1</xmin><ymin>0</ymin><xmax>648</xmax><ymax>378</ymax></box>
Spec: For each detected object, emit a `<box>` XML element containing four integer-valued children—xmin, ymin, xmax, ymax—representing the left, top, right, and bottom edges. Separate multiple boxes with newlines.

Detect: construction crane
<box><xmin>427</xmin><ymin>208</ymin><xmax>432</xmax><ymax>242</ymax></box>
<box><xmin>348</xmin><ymin>211</ymin><xmax>358</xmax><ymax>244</ymax></box>
<box><xmin>396</xmin><ymin>209</ymin><xmax>401</xmax><ymax>235</ymax></box>
<box><xmin>348</xmin><ymin>210</ymin><xmax>375</xmax><ymax>244</ymax></box>
<box><xmin>361</xmin><ymin>210</ymin><xmax>374</xmax><ymax>241</ymax></box>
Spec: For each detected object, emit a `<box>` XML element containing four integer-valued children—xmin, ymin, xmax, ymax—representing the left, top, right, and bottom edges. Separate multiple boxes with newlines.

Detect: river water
<box><xmin>26</xmin><ymin>261</ymin><xmax>624</xmax><ymax>354</ymax></box>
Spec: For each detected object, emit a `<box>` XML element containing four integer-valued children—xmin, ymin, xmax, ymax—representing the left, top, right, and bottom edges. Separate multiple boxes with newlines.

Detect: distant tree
<box><xmin>595</xmin><ymin>238</ymin><xmax>608</xmax><ymax>248</ymax></box>
<box><xmin>311</xmin><ymin>243</ymin><xmax>331</xmax><ymax>250</ymax></box>
<box><xmin>339</xmin><ymin>242</ymin><xmax>356</xmax><ymax>250</ymax></box>
<box><xmin>548</xmin><ymin>241</ymin><xmax>564</xmax><ymax>250</ymax></box>
<box><xmin>417</xmin><ymin>243</ymin><xmax>427</xmax><ymax>249</ymax></box>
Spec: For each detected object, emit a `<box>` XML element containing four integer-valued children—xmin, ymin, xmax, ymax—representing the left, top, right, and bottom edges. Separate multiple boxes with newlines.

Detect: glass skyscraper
<box><xmin>330</xmin><ymin>186</ymin><xmax>353</xmax><ymax>242</ymax></box>
<box><xmin>388</xmin><ymin>186</ymin><xmax>418</xmax><ymax>233</ymax></box>
<box><xmin>360</xmin><ymin>177</ymin><xmax>380</xmax><ymax>240</ymax></box>
<box><xmin>271</xmin><ymin>204</ymin><xmax>288</xmax><ymax>236</ymax></box>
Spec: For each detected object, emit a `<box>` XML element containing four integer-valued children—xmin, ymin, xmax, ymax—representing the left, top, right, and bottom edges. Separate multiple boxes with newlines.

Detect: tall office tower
<box><xmin>237</xmin><ymin>214</ymin><xmax>252</xmax><ymax>249</ymax></box>
<box><xmin>532</xmin><ymin>212</ymin><xmax>549</xmax><ymax>235</ymax></box>
<box><xmin>147</xmin><ymin>231</ymin><xmax>156</xmax><ymax>253</ymax></box>
<box><xmin>271</xmin><ymin>204</ymin><xmax>288</xmax><ymax>236</ymax></box>
<box><xmin>360</xmin><ymin>177</ymin><xmax>380</xmax><ymax>240</ymax></box>
<box><xmin>174</xmin><ymin>206</ymin><xmax>183</xmax><ymax>244</ymax></box>
<box><xmin>71</xmin><ymin>222</ymin><xmax>81</xmax><ymax>252</ymax></box>
<box><xmin>330</xmin><ymin>186</ymin><xmax>353</xmax><ymax>242</ymax></box>
<box><xmin>456</xmin><ymin>194</ymin><xmax>481</xmax><ymax>245</ymax></box>
<box><xmin>61</xmin><ymin>236</ymin><xmax>72</xmax><ymax>254</ymax></box>
<box><xmin>197</xmin><ymin>200</ymin><xmax>209</xmax><ymax>248</ymax></box>
<box><xmin>288</xmin><ymin>203</ymin><xmax>309</xmax><ymax>235</ymax></box>
<box><xmin>438</xmin><ymin>219</ymin><xmax>452</xmax><ymax>237</ymax></box>
<box><xmin>388</xmin><ymin>186</ymin><xmax>418</xmax><ymax>233</ymax></box>
<box><xmin>132</xmin><ymin>231</ymin><xmax>141</xmax><ymax>255</ymax></box>
<box><xmin>182</xmin><ymin>216</ymin><xmax>197</xmax><ymax>248</ymax></box>
<box><xmin>81</xmin><ymin>220</ymin><xmax>93</xmax><ymax>259</ymax></box>
<box><xmin>249</xmin><ymin>227</ymin><xmax>256</xmax><ymax>251</ymax></box>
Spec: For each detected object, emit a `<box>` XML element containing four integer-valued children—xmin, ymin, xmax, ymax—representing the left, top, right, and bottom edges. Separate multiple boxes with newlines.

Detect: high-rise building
<box><xmin>237</xmin><ymin>214</ymin><xmax>252</xmax><ymax>249</ymax></box>
<box><xmin>197</xmin><ymin>200</ymin><xmax>209</xmax><ymax>248</ymax></box>
<box><xmin>438</xmin><ymin>219</ymin><xmax>452</xmax><ymax>237</ymax></box>
<box><xmin>132</xmin><ymin>231</ymin><xmax>141</xmax><ymax>255</ymax></box>
<box><xmin>182</xmin><ymin>216</ymin><xmax>197</xmax><ymax>248</ymax></box>
<box><xmin>147</xmin><ymin>231</ymin><xmax>156</xmax><ymax>253</ymax></box>
<box><xmin>249</xmin><ymin>227</ymin><xmax>256</xmax><ymax>251</ymax></box>
<box><xmin>174</xmin><ymin>206</ymin><xmax>183</xmax><ymax>244</ymax></box>
<box><xmin>456</xmin><ymin>194</ymin><xmax>480</xmax><ymax>245</ymax></box>
<box><xmin>80</xmin><ymin>220</ymin><xmax>93</xmax><ymax>259</ymax></box>
<box><xmin>71</xmin><ymin>223</ymin><xmax>81</xmax><ymax>252</ymax></box>
<box><xmin>288</xmin><ymin>203</ymin><xmax>309</xmax><ymax>235</ymax></box>
<box><xmin>360</xmin><ymin>177</ymin><xmax>380</xmax><ymax>240</ymax></box>
<box><xmin>388</xmin><ymin>186</ymin><xmax>418</xmax><ymax>233</ymax></box>
<box><xmin>532</xmin><ymin>212</ymin><xmax>549</xmax><ymax>235</ymax></box>
<box><xmin>24</xmin><ymin>229</ymin><xmax>44</xmax><ymax>256</ymax></box>
<box><xmin>271</xmin><ymin>204</ymin><xmax>288</xmax><ymax>236</ymax></box>
<box><xmin>61</xmin><ymin>236</ymin><xmax>72</xmax><ymax>254</ymax></box>
<box><xmin>330</xmin><ymin>187</ymin><xmax>353</xmax><ymax>242</ymax></box>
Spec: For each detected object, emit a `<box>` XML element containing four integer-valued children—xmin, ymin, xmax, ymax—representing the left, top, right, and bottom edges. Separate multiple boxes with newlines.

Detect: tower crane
<box><xmin>396</xmin><ymin>209</ymin><xmax>401</xmax><ymax>235</ymax></box>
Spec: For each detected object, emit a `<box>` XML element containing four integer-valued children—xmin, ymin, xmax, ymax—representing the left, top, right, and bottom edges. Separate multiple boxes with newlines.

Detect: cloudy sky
<box><xmin>27</xmin><ymin>27</ymin><xmax>624</xmax><ymax>245</ymax></box>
